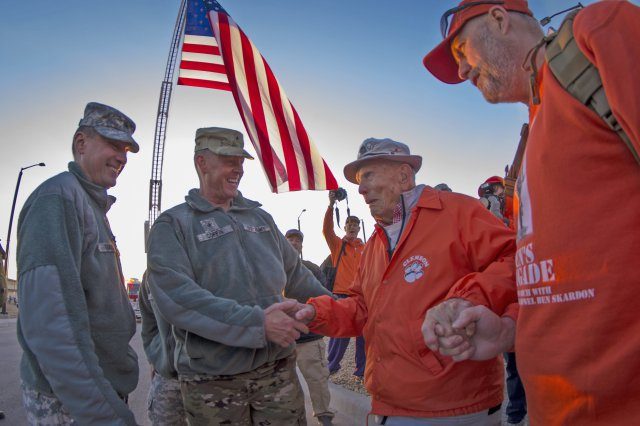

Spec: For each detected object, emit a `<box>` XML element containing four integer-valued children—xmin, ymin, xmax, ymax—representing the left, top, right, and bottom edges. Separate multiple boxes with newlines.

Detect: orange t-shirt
<box><xmin>322</xmin><ymin>206</ymin><xmax>364</xmax><ymax>295</ymax></box>
<box><xmin>514</xmin><ymin>2</ymin><xmax>640</xmax><ymax>424</ymax></box>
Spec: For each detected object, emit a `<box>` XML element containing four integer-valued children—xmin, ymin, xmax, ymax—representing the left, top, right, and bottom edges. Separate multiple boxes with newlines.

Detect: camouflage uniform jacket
<box><xmin>147</xmin><ymin>189</ymin><xmax>331</xmax><ymax>378</ymax></box>
<box><xmin>16</xmin><ymin>162</ymin><xmax>138</xmax><ymax>425</ymax></box>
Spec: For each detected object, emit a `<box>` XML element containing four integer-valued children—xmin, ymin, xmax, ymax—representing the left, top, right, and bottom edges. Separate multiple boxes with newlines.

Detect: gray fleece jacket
<box><xmin>147</xmin><ymin>189</ymin><xmax>331</xmax><ymax>377</ymax></box>
<box><xmin>139</xmin><ymin>273</ymin><xmax>177</xmax><ymax>380</ymax></box>
<box><xmin>16</xmin><ymin>162</ymin><xmax>138</xmax><ymax>425</ymax></box>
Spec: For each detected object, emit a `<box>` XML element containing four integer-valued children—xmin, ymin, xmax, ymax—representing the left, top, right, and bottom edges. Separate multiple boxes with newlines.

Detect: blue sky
<box><xmin>0</xmin><ymin>0</ymin><xmax>632</xmax><ymax>279</ymax></box>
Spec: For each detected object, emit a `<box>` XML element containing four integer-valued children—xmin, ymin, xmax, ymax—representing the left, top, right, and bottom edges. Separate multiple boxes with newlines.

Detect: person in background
<box><xmin>478</xmin><ymin>176</ymin><xmax>508</xmax><ymax>227</ymax></box>
<box><xmin>323</xmin><ymin>192</ymin><xmax>366</xmax><ymax>379</ymax></box>
<box><xmin>139</xmin><ymin>272</ymin><xmax>187</xmax><ymax>426</ymax></box>
<box><xmin>479</xmin><ymin>175</ymin><xmax>526</xmax><ymax>424</ymax></box>
<box><xmin>434</xmin><ymin>183</ymin><xmax>452</xmax><ymax>192</ymax></box>
<box><xmin>286</xmin><ymin>228</ymin><xmax>335</xmax><ymax>426</ymax></box>
<box><xmin>0</xmin><ymin>241</ymin><xmax>6</xmax><ymax>421</ymax></box>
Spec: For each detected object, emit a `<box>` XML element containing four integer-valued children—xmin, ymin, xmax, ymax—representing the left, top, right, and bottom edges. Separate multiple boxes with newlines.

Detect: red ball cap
<box><xmin>423</xmin><ymin>0</ymin><xmax>533</xmax><ymax>84</ymax></box>
<box><xmin>478</xmin><ymin>175</ymin><xmax>505</xmax><ymax>197</ymax></box>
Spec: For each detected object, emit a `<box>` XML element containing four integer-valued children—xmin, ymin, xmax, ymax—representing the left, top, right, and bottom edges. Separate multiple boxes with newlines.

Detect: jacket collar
<box><xmin>373</xmin><ymin>185</ymin><xmax>443</xmax><ymax>253</ymax></box>
<box><xmin>373</xmin><ymin>184</ymin><xmax>441</xmax><ymax>229</ymax></box>
<box><xmin>185</xmin><ymin>188</ymin><xmax>261</xmax><ymax>213</ymax></box>
<box><xmin>416</xmin><ymin>185</ymin><xmax>444</xmax><ymax>210</ymax></box>
<box><xmin>68</xmin><ymin>162</ymin><xmax>116</xmax><ymax>212</ymax></box>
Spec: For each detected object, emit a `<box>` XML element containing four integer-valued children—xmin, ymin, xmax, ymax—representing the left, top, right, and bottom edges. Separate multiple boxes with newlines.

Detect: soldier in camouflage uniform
<box><xmin>17</xmin><ymin>103</ymin><xmax>140</xmax><ymax>425</ymax></box>
<box><xmin>147</xmin><ymin>372</ymin><xmax>186</xmax><ymax>425</ymax></box>
<box><xmin>21</xmin><ymin>387</ymin><xmax>77</xmax><ymax>425</ymax></box>
<box><xmin>181</xmin><ymin>356</ymin><xmax>304</xmax><ymax>426</ymax></box>
<box><xmin>140</xmin><ymin>272</ymin><xmax>187</xmax><ymax>425</ymax></box>
<box><xmin>146</xmin><ymin>127</ymin><xmax>332</xmax><ymax>425</ymax></box>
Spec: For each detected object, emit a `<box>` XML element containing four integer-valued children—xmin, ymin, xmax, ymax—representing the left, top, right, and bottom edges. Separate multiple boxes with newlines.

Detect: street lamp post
<box><xmin>296</xmin><ymin>209</ymin><xmax>307</xmax><ymax>260</ymax></box>
<box><xmin>2</xmin><ymin>162</ymin><xmax>45</xmax><ymax>314</ymax></box>
<box><xmin>297</xmin><ymin>209</ymin><xmax>306</xmax><ymax>231</ymax></box>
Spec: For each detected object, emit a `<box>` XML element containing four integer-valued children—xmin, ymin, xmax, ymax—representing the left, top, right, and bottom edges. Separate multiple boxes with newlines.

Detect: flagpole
<box><xmin>146</xmin><ymin>0</ymin><xmax>187</xmax><ymax>250</ymax></box>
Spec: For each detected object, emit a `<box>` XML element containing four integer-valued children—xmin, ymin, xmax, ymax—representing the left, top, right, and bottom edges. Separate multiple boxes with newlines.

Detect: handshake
<box><xmin>263</xmin><ymin>300</ymin><xmax>317</xmax><ymax>348</ymax></box>
<box><xmin>421</xmin><ymin>298</ymin><xmax>516</xmax><ymax>362</ymax></box>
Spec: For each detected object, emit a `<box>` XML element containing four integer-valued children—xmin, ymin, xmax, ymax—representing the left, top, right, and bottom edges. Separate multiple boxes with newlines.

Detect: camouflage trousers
<box><xmin>180</xmin><ymin>353</ymin><xmax>306</xmax><ymax>425</ymax></box>
<box><xmin>22</xmin><ymin>384</ymin><xmax>77</xmax><ymax>426</ymax></box>
<box><xmin>148</xmin><ymin>373</ymin><xmax>187</xmax><ymax>426</ymax></box>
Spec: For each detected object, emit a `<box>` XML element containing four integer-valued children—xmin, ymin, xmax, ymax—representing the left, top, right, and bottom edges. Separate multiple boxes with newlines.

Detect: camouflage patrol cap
<box><xmin>194</xmin><ymin>127</ymin><xmax>254</xmax><ymax>159</ymax></box>
<box><xmin>78</xmin><ymin>102</ymin><xmax>139</xmax><ymax>153</ymax></box>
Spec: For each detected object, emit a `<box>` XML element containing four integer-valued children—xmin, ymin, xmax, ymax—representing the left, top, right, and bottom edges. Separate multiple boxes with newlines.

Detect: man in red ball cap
<box><xmin>422</xmin><ymin>1</ymin><xmax>640</xmax><ymax>425</ymax></box>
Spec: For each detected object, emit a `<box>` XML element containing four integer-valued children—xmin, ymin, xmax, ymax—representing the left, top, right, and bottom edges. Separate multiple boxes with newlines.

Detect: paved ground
<box><xmin>0</xmin><ymin>318</ymin><xmax>357</xmax><ymax>425</ymax></box>
<box><xmin>0</xmin><ymin>314</ymin><xmax>526</xmax><ymax>425</ymax></box>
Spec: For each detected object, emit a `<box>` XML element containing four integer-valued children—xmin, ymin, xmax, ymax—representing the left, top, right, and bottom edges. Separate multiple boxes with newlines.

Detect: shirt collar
<box><xmin>185</xmin><ymin>188</ymin><xmax>261</xmax><ymax>213</ymax></box>
<box><xmin>376</xmin><ymin>184</ymin><xmax>429</xmax><ymax>227</ymax></box>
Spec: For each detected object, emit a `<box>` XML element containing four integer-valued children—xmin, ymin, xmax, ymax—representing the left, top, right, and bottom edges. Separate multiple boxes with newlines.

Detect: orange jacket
<box><xmin>511</xmin><ymin>3</ymin><xmax>640</xmax><ymax>424</ymax></box>
<box><xmin>309</xmin><ymin>188</ymin><xmax>516</xmax><ymax>417</ymax></box>
<box><xmin>322</xmin><ymin>206</ymin><xmax>364</xmax><ymax>295</ymax></box>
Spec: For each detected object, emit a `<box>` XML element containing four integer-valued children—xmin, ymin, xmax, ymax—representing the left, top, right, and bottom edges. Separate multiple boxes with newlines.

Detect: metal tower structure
<box><xmin>145</xmin><ymin>0</ymin><xmax>187</xmax><ymax>246</ymax></box>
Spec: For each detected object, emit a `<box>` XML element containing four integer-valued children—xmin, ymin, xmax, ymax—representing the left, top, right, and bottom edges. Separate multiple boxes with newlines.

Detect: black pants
<box><xmin>504</xmin><ymin>352</ymin><xmax>527</xmax><ymax>422</ymax></box>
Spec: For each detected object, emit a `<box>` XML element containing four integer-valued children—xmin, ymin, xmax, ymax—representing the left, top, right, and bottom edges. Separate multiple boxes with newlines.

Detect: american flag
<box><xmin>178</xmin><ymin>0</ymin><xmax>338</xmax><ymax>193</ymax></box>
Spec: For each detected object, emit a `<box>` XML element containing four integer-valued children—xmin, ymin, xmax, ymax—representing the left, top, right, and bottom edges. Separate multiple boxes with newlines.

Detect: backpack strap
<box><xmin>545</xmin><ymin>10</ymin><xmax>640</xmax><ymax>165</ymax></box>
<box><xmin>334</xmin><ymin>241</ymin><xmax>347</xmax><ymax>269</ymax></box>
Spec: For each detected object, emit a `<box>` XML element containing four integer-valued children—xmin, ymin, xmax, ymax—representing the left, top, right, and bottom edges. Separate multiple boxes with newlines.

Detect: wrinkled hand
<box><xmin>264</xmin><ymin>301</ymin><xmax>309</xmax><ymax>348</ymax></box>
<box><xmin>274</xmin><ymin>298</ymin><xmax>307</xmax><ymax>317</ymax></box>
<box><xmin>436</xmin><ymin>305</ymin><xmax>515</xmax><ymax>362</ymax></box>
<box><xmin>294</xmin><ymin>304</ymin><xmax>316</xmax><ymax>324</ymax></box>
<box><xmin>422</xmin><ymin>298</ymin><xmax>475</xmax><ymax>353</ymax></box>
<box><xmin>271</xmin><ymin>298</ymin><xmax>314</xmax><ymax>323</ymax></box>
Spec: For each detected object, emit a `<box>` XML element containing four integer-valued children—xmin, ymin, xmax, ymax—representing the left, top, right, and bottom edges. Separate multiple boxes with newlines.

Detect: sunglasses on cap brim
<box><xmin>440</xmin><ymin>0</ymin><xmax>505</xmax><ymax>38</ymax></box>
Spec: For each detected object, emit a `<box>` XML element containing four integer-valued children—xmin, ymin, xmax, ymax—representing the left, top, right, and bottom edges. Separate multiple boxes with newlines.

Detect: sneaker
<box><xmin>317</xmin><ymin>415</ymin><xmax>333</xmax><ymax>426</ymax></box>
<box><xmin>507</xmin><ymin>417</ymin><xmax>526</xmax><ymax>425</ymax></box>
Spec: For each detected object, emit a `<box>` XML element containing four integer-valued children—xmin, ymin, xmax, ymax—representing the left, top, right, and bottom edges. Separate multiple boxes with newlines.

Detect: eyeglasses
<box><xmin>440</xmin><ymin>0</ymin><xmax>505</xmax><ymax>38</ymax></box>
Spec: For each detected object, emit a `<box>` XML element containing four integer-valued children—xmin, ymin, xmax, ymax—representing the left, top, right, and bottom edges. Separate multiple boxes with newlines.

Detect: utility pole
<box><xmin>297</xmin><ymin>209</ymin><xmax>306</xmax><ymax>231</ymax></box>
<box><xmin>3</xmin><ymin>162</ymin><xmax>45</xmax><ymax>314</ymax></box>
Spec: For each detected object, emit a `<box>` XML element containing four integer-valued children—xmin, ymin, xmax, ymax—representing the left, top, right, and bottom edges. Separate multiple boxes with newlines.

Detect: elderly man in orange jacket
<box><xmin>295</xmin><ymin>138</ymin><xmax>516</xmax><ymax>425</ymax></box>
